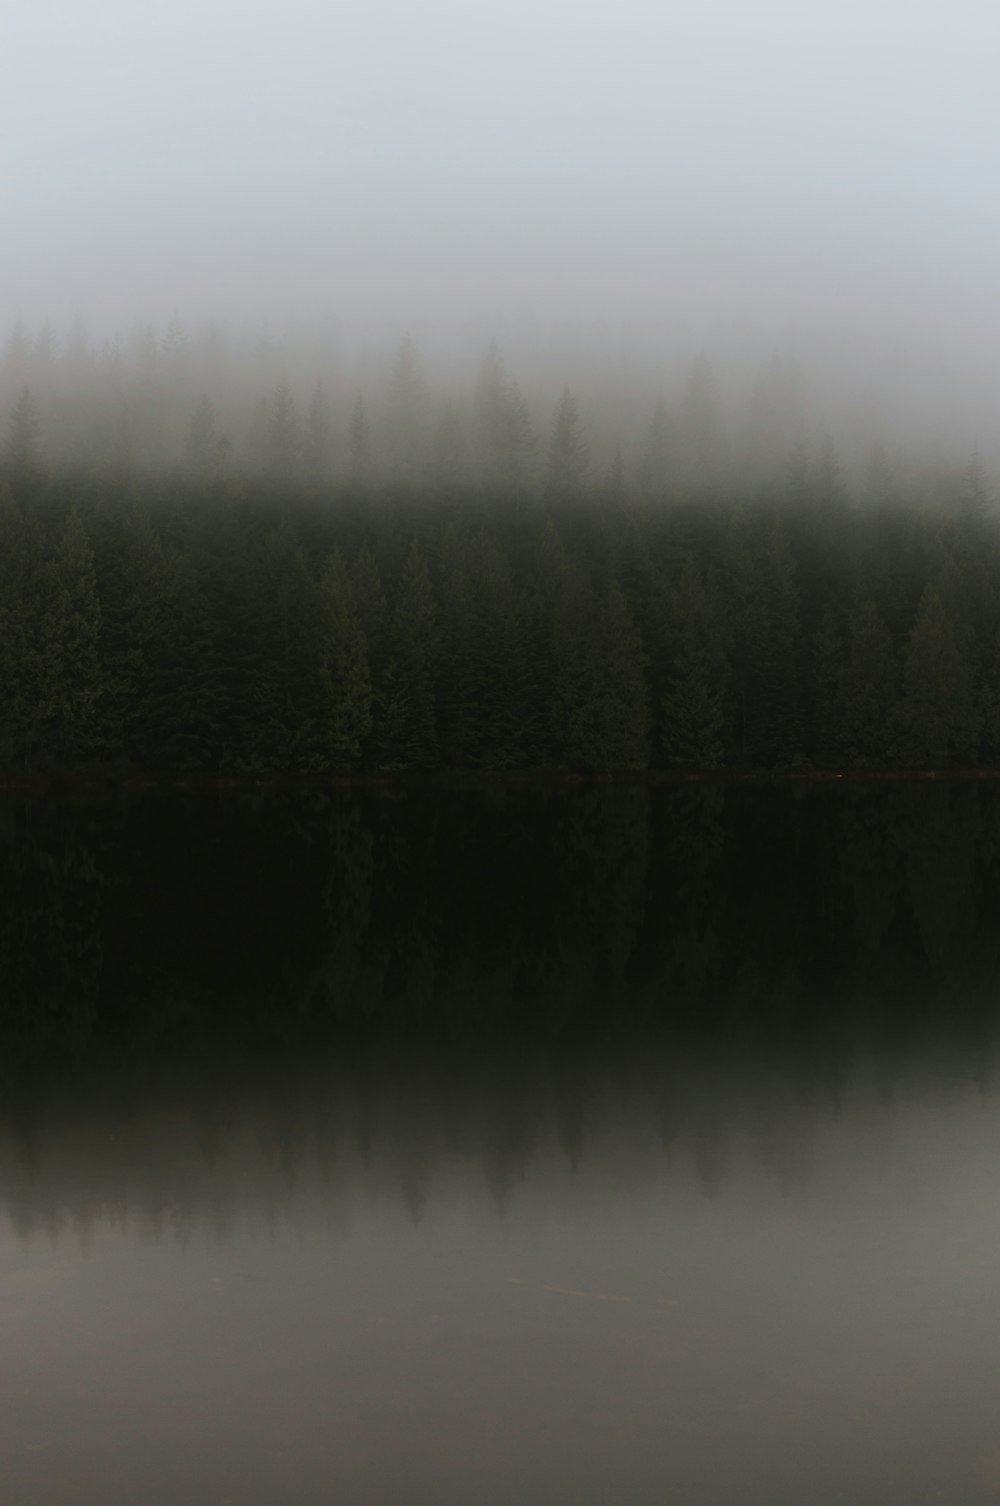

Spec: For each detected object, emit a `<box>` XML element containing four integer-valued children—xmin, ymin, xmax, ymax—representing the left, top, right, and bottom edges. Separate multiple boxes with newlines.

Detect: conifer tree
<box><xmin>605</xmin><ymin>444</ymin><xmax>626</xmax><ymax>504</ymax></box>
<box><xmin>680</xmin><ymin>355</ymin><xmax>720</xmax><ymax>485</ymax></box>
<box><xmin>263</xmin><ymin>375</ymin><xmax>302</xmax><ymax>476</ymax></box>
<box><xmin>349</xmin><ymin>544</ymin><xmax>391</xmax><ymax>767</ymax></box>
<box><xmin>456</xmin><ymin>530</ymin><xmax>533</xmax><ymax>767</ymax></box>
<box><xmin>891</xmin><ymin>584</ymin><xmax>979</xmax><ymax>766</ymax></box>
<box><xmin>318</xmin><ymin>548</ymin><xmax>372</xmax><ymax>767</ymax></box>
<box><xmin>838</xmin><ymin>598</ymin><xmax>897</xmax><ymax>764</ymax></box>
<box><xmin>473</xmin><ymin>342</ymin><xmax>535</xmax><ymax>493</ymax></box>
<box><xmin>958</xmin><ymin>449</ymin><xmax>991</xmax><ymax>527</ymax></box>
<box><xmin>32</xmin><ymin>321</ymin><xmax>58</xmax><ymax>368</ymax></box>
<box><xmin>0</xmin><ymin>485</ymin><xmax>45</xmax><ymax>765</ymax></box>
<box><xmin>3</xmin><ymin>320</ymin><xmax>30</xmax><ymax>374</ymax></box>
<box><xmin>40</xmin><ymin>509</ymin><xmax>104</xmax><ymax>764</ymax></box>
<box><xmin>305</xmin><ymin>380</ymin><xmax>336</xmax><ymax>477</ymax></box>
<box><xmin>640</xmin><ymin>398</ymin><xmax>673</xmax><ymax>495</ymax></box>
<box><xmin>385</xmin><ymin>335</ymin><xmax>429</xmax><ymax>477</ymax></box>
<box><xmin>348</xmin><ymin>396</ymin><xmax>372</xmax><ymax>481</ymax></box>
<box><xmin>546</xmin><ymin>387</ymin><xmax>590</xmax><ymax>502</ymax></box>
<box><xmin>379</xmin><ymin>543</ymin><xmax>439</xmax><ymax>770</ymax></box>
<box><xmin>434</xmin><ymin>523</ymin><xmax>477</xmax><ymax>765</ymax></box>
<box><xmin>158</xmin><ymin>313</ymin><xmax>188</xmax><ymax>372</ymax></box>
<box><xmin>551</xmin><ymin>570</ymin><xmax>650</xmax><ymax>771</ymax></box>
<box><xmin>4</xmin><ymin>387</ymin><xmax>43</xmax><ymax>491</ymax></box>
<box><xmin>727</xmin><ymin>517</ymin><xmax>802</xmax><ymax>766</ymax></box>
<box><xmin>810</xmin><ymin>604</ymin><xmax>844</xmax><ymax>760</ymax></box>
<box><xmin>662</xmin><ymin>563</ymin><xmax>730</xmax><ymax>768</ymax></box>
<box><xmin>89</xmin><ymin>502</ymin><xmax>170</xmax><ymax>764</ymax></box>
<box><xmin>185</xmin><ymin>395</ymin><xmax>228</xmax><ymax>475</ymax></box>
<box><xmin>430</xmin><ymin>402</ymin><xmax>466</xmax><ymax>491</ymax></box>
<box><xmin>815</xmin><ymin>436</ymin><xmax>848</xmax><ymax>513</ymax></box>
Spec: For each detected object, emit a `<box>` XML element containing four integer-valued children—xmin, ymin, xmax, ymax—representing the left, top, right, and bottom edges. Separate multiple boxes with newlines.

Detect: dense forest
<box><xmin>1</xmin><ymin>320</ymin><xmax>997</xmax><ymax>776</ymax></box>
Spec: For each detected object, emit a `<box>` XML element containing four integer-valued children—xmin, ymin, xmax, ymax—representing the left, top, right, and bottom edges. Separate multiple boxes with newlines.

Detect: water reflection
<box><xmin>3</xmin><ymin>787</ymin><xmax>1000</xmax><ymax>1505</ymax></box>
<box><xmin>4</xmin><ymin>1045</ymin><xmax>1000</xmax><ymax>1505</ymax></box>
<box><xmin>2</xmin><ymin>783</ymin><xmax>1000</xmax><ymax>1070</ymax></box>
<box><xmin>1</xmin><ymin>1042</ymin><xmax>998</xmax><ymax>1236</ymax></box>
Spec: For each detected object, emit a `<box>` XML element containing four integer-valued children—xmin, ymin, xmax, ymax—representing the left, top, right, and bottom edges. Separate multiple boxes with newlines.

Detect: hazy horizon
<box><xmin>4</xmin><ymin>0</ymin><xmax>1000</xmax><ymax>442</ymax></box>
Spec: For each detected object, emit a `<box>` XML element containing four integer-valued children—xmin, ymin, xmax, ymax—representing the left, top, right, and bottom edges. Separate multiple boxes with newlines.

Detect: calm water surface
<box><xmin>2</xmin><ymin>786</ymin><xmax>1000</xmax><ymax>1505</ymax></box>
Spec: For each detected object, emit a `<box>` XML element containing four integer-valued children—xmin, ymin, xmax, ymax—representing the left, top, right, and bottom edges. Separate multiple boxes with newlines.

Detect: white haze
<box><xmin>3</xmin><ymin>0</ymin><xmax>1000</xmax><ymax>451</ymax></box>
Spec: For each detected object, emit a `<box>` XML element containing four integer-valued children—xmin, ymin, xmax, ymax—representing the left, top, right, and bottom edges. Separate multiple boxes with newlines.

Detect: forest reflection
<box><xmin>2</xmin><ymin>1039</ymin><xmax>998</xmax><ymax>1243</ymax></box>
<box><xmin>2</xmin><ymin>784</ymin><xmax>999</xmax><ymax>1236</ymax></box>
<box><xmin>1</xmin><ymin>784</ymin><xmax>998</xmax><ymax>1063</ymax></box>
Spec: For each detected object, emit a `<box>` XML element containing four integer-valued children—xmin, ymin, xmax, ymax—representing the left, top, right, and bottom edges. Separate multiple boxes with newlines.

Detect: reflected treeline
<box><xmin>2</xmin><ymin>785</ymin><xmax>1000</xmax><ymax>1072</ymax></box>
<box><xmin>2</xmin><ymin>1040</ymin><xmax>997</xmax><ymax>1241</ymax></box>
<box><xmin>3</xmin><ymin>784</ymin><xmax>1000</xmax><ymax>1230</ymax></box>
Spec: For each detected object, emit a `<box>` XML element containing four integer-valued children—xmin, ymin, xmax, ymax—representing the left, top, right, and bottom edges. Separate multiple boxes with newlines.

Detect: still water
<box><xmin>2</xmin><ymin>785</ymin><xmax>1000</xmax><ymax>1505</ymax></box>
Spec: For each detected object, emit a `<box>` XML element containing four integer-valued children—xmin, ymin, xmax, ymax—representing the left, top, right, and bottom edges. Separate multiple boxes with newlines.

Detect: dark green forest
<box><xmin>2</xmin><ymin>325</ymin><xmax>998</xmax><ymax>776</ymax></box>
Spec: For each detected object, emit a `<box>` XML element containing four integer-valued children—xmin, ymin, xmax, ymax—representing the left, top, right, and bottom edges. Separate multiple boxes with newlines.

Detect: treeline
<box><xmin>0</xmin><ymin>437</ymin><xmax>998</xmax><ymax>774</ymax></box>
<box><xmin>0</xmin><ymin>320</ymin><xmax>764</xmax><ymax>491</ymax></box>
<box><xmin>0</xmin><ymin>316</ymin><xmax>985</xmax><ymax>500</ymax></box>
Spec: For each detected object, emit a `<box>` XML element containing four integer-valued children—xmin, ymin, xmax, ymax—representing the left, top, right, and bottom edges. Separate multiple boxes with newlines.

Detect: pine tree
<box><xmin>32</xmin><ymin>322</ymin><xmax>58</xmax><ymax>368</ymax></box>
<box><xmin>662</xmin><ymin>563</ymin><xmax>730</xmax><ymax>768</ymax></box>
<box><xmin>551</xmin><ymin>570</ymin><xmax>650</xmax><ymax>771</ymax></box>
<box><xmin>837</xmin><ymin>598</ymin><xmax>897</xmax><ymax>765</ymax></box>
<box><xmin>185</xmin><ymin>395</ymin><xmax>228</xmax><ymax>475</ymax></box>
<box><xmin>435</xmin><ymin>524</ymin><xmax>478</xmax><ymax>765</ymax></box>
<box><xmin>4</xmin><ymin>387</ymin><xmax>43</xmax><ymax>491</ymax></box>
<box><xmin>430</xmin><ymin>402</ymin><xmax>466</xmax><ymax>492</ymax></box>
<box><xmin>640</xmin><ymin>398</ymin><xmax>673</xmax><ymax>496</ymax></box>
<box><xmin>3</xmin><ymin>320</ymin><xmax>29</xmax><ymax>373</ymax></box>
<box><xmin>142</xmin><ymin>547</ymin><xmax>225</xmax><ymax>772</ymax></box>
<box><xmin>318</xmin><ymin>549</ymin><xmax>373</xmax><ymax>767</ymax></box>
<box><xmin>958</xmin><ymin>449</ymin><xmax>991</xmax><ymax>527</ymax></box>
<box><xmin>784</xmin><ymin>441</ymin><xmax>814</xmax><ymax>509</ymax></box>
<box><xmin>810</xmin><ymin>605</ymin><xmax>844</xmax><ymax>760</ymax></box>
<box><xmin>815</xmin><ymin>436</ymin><xmax>848</xmax><ymax>513</ymax></box>
<box><xmin>348</xmin><ymin>396</ymin><xmax>372</xmax><ymax>481</ymax></box>
<box><xmin>891</xmin><ymin>585</ymin><xmax>979</xmax><ymax>766</ymax></box>
<box><xmin>263</xmin><ymin>376</ymin><xmax>302</xmax><ymax>476</ymax></box>
<box><xmin>349</xmin><ymin>544</ymin><xmax>391</xmax><ymax>767</ymax></box>
<box><xmin>728</xmin><ymin>518</ymin><xmax>802</xmax><ymax>766</ymax></box>
<box><xmin>605</xmin><ymin>444</ymin><xmax>626</xmax><ymax>504</ymax></box>
<box><xmin>379</xmin><ymin>543</ymin><xmax>439</xmax><ymax>770</ymax></box>
<box><xmin>978</xmin><ymin>622</ymin><xmax>1000</xmax><ymax>763</ymax></box>
<box><xmin>89</xmin><ymin>502</ymin><xmax>171</xmax><ymax>764</ymax></box>
<box><xmin>0</xmin><ymin>485</ymin><xmax>46</xmax><ymax>765</ymax></box>
<box><xmin>680</xmin><ymin>355</ymin><xmax>720</xmax><ymax>486</ymax></box>
<box><xmin>546</xmin><ymin>387</ymin><xmax>590</xmax><ymax>502</ymax></box>
<box><xmin>443</xmin><ymin>529</ymin><xmax>534</xmax><ymax>768</ymax></box>
<box><xmin>385</xmin><ymin>335</ymin><xmax>429</xmax><ymax>478</ymax></box>
<box><xmin>64</xmin><ymin>314</ymin><xmax>91</xmax><ymax>371</ymax></box>
<box><xmin>305</xmin><ymin>380</ymin><xmax>336</xmax><ymax>477</ymax></box>
<box><xmin>40</xmin><ymin>509</ymin><xmax>104</xmax><ymax>764</ymax></box>
<box><xmin>745</xmin><ymin>352</ymin><xmax>806</xmax><ymax>485</ymax></box>
<box><xmin>473</xmin><ymin>341</ymin><xmax>535</xmax><ymax>493</ymax></box>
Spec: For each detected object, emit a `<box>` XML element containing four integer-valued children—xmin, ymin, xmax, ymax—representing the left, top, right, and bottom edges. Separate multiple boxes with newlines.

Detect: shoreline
<box><xmin>2</xmin><ymin>766</ymin><xmax>1000</xmax><ymax>795</ymax></box>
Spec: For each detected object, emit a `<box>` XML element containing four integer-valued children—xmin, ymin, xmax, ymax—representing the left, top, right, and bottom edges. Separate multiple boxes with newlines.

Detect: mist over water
<box><xmin>3</xmin><ymin>787</ymin><xmax>1000</xmax><ymax>1504</ymax></box>
<box><xmin>10</xmin><ymin>585</ymin><xmax>1000</xmax><ymax>1499</ymax></box>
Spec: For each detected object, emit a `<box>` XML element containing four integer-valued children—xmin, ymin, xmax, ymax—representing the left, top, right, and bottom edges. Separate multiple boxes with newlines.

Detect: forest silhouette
<box><xmin>1</xmin><ymin>325</ymin><xmax>997</xmax><ymax>778</ymax></box>
<box><xmin>2</xmin><ymin>785</ymin><xmax>998</xmax><ymax>1231</ymax></box>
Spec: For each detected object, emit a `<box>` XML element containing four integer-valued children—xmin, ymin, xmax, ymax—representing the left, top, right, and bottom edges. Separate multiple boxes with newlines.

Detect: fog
<box><xmin>4</xmin><ymin>0</ymin><xmax>1000</xmax><ymax>453</ymax></box>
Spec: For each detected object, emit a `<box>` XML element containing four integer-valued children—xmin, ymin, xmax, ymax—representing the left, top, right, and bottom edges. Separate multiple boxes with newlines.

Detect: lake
<box><xmin>2</xmin><ymin>785</ymin><xmax>1000</xmax><ymax>1505</ymax></box>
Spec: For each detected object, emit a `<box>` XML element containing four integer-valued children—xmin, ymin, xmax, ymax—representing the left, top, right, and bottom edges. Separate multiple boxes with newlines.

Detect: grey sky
<box><xmin>3</xmin><ymin>0</ymin><xmax>1000</xmax><ymax>383</ymax></box>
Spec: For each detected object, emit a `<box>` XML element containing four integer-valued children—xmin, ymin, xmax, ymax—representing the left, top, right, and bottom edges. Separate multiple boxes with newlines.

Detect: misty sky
<box><xmin>4</xmin><ymin>0</ymin><xmax>1000</xmax><ymax>377</ymax></box>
